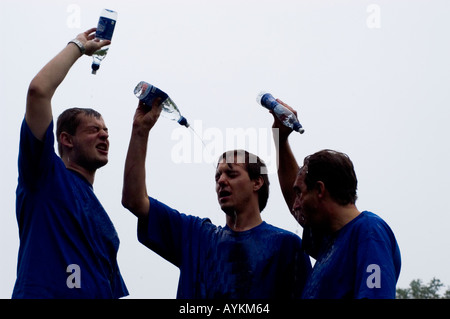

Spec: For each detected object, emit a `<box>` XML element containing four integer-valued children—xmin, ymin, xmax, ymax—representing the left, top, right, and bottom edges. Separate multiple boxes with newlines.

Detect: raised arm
<box><xmin>122</xmin><ymin>100</ymin><xmax>162</xmax><ymax>219</ymax></box>
<box><xmin>271</xmin><ymin>99</ymin><xmax>300</xmax><ymax>213</ymax></box>
<box><xmin>25</xmin><ymin>28</ymin><xmax>110</xmax><ymax>140</ymax></box>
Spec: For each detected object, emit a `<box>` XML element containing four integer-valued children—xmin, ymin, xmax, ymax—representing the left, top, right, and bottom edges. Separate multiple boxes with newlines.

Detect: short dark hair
<box><xmin>218</xmin><ymin>150</ymin><xmax>270</xmax><ymax>212</ymax></box>
<box><xmin>302</xmin><ymin>149</ymin><xmax>358</xmax><ymax>205</ymax></box>
<box><xmin>56</xmin><ymin>107</ymin><xmax>102</xmax><ymax>156</ymax></box>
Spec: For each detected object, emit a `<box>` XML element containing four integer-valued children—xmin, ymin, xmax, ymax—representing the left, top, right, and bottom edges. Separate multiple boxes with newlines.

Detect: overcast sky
<box><xmin>1</xmin><ymin>0</ymin><xmax>449</xmax><ymax>298</ymax></box>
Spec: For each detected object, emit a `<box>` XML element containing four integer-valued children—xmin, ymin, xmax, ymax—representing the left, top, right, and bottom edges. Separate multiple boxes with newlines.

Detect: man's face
<box><xmin>215</xmin><ymin>156</ymin><xmax>256</xmax><ymax>215</ymax></box>
<box><xmin>292</xmin><ymin>167</ymin><xmax>318</xmax><ymax>227</ymax></box>
<box><xmin>71</xmin><ymin>115</ymin><xmax>109</xmax><ymax>170</ymax></box>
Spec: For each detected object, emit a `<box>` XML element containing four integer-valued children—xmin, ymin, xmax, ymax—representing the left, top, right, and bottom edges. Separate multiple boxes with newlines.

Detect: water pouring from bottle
<box><xmin>133</xmin><ymin>82</ymin><xmax>217</xmax><ymax>169</ymax></box>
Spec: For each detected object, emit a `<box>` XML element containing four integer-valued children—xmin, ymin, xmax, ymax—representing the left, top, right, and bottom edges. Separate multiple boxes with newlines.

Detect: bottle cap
<box><xmin>91</xmin><ymin>63</ymin><xmax>100</xmax><ymax>75</ymax></box>
<box><xmin>178</xmin><ymin>116</ymin><xmax>189</xmax><ymax>127</ymax></box>
<box><xmin>256</xmin><ymin>91</ymin><xmax>268</xmax><ymax>105</ymax></box>
<box><xmin>293</xmin><ymin>122</ymin><xmax>305</xmax><ymax>134</ymax></box>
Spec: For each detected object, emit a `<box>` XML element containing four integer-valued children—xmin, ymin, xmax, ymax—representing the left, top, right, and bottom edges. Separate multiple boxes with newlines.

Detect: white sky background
<box><xmin>1</xmin><ymin>0</ymin><xmax>449</xmax><ymax>298</ymax></box>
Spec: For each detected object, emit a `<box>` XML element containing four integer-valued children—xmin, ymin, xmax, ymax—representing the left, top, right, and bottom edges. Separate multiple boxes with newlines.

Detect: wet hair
<box><xmin>56</xmin><ymin>107</ymin><xmax>102</xmax><ymax>156</ymax></box>
<box><xmin>302</xmin><ymin>149</ymin><xmax>358</xmax><ymax>205</ymax></box>
<box><xmin>218</xmin><ymin>150</ymin><xmax>270</xmax><ymax>212</ymax></box>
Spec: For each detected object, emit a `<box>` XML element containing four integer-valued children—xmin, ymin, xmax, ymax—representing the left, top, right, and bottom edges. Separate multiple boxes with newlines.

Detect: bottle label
<box><xmin>137</xmin><ymin>82</ymin><xmax>169</xmax><ymax>106</ymax></box>
<box><xmin>96</xmin><ymin>16</ymin><xmax>116</xmax><ymax>40</ymax></box>
<box><xmin>260</xmin><ymin>93</ymin><xmax>277</xmax><ymax>111</ymax></box>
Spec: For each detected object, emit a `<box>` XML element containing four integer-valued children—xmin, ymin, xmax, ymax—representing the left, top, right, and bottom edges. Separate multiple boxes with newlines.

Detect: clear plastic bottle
<box><xmin>134</xmin><ymin>81</ymin><xmax>190</xmax><ymax>127</ymax></box>
<box><xmin>257</xmin><ymin>91</ymin><xmax>305</xmax><ymax>134</ymax></box>
<box><xmin>91</xmin><ymin>9</ymin><xmax>117</xmax><ymax>75</ymax></box>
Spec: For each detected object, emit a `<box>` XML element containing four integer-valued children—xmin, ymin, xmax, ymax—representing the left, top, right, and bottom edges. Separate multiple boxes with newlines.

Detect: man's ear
<box><xmin>316</xmin><ymin>181</ymin><xmax>326</xmax><ymax>198</ymax></box>
<box><xmin>59</xmin><ymin>132</ymin><xmax>74</xmax><ymax>150</ymax></box>
<box><xmin>253</xmin><ymin>176</ymin><xmax>264</xmax><ymax>192</ymax></box>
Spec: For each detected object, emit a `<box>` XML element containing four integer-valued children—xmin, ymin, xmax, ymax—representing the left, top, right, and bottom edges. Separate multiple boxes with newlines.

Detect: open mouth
<box><xmin>218</xmin><ymin>190</ymin><xmax>231</xmax><ymax>201</ymax></box>
<box><xmin>96</xmin><ymin>143</ymin><xmax>108</xmax><ymax>154</ymax></box>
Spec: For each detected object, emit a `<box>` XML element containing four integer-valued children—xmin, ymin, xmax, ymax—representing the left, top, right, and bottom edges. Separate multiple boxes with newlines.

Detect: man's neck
<box><xmin>226</xmin><ymin>208</ymin><xmax>263</xmax><ymax>232</ymax></box>
<box><xmin>327</xmin><ymin>203</ymin><xmax>361</xmax><ymax>233</ymax></box>
<box><xmin>63</xmin><ymin>158</ymin><xmax>96</xmax><ymax>185</ymax></box>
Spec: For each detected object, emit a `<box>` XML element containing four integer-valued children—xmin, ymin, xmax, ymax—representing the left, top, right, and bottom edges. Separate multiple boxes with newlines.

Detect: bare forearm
<box><xmin>276</xmin><ymin>137</ymin><xmax>300</xmax><ymax>212</ymax></box>
<box><xmin>30</xmin><ymin>43</ymin><xmax>81</xmax><ymax>99</ymax></box>
<box><xmin>26</xmin><ymin>44</ymin><xmax>82</xmax><ymax>140</ymax></box>
<box><xmin>271</xmin><ymin>99</ymin><xmax>301</xmax><ymax>213</ymax></box>
<box><xmin>25</xmin><ymin>28</ymin><xmax>110</xmax><ymax>141</ymax></box>
<box><xmin>122</xmin><ymin>125</ymin><xmax>151</xmax><ymax>219</ymax></box>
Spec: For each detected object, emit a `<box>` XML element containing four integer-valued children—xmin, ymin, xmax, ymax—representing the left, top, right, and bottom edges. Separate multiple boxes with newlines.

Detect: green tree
<box><xmin>397</xmin><ymin>277</ymin><xmax>450</xmax><ymax>299</ymax></box>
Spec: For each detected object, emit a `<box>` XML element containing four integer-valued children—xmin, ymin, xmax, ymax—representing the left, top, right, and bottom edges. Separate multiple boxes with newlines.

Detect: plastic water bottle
<box><xmin>257</xmin><ymin>91</ymin><xmax>305</xmax><ymax>134</ymax></box>
<box><xmin>134</xmin><ymin>81</ymin><xmax>190</xmax><ymax>127</ymax></box>
<box><xmin>91</xmin><ymin>9</ymin><xmax>117</xmax><ymax>75</ymax></box>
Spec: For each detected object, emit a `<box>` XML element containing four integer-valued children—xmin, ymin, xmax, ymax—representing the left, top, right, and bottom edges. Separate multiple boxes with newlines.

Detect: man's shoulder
<box><xmin>262</xmin><ymin>221</ymin><xmax>297</xmax><ymax>233</ymax></box>
<box><xmin>148</xmin><ymin>196</ymin><xmax>214</xmax><ymax>228</ymax></box>
<box><xmin>261</xmin><ymin>222</ymin><xmax>302</xmax><ymax>242</ymax></box>
<box><xmin>354</xmin><ymin>211</ymin><xmax>393</xmax><ymax>231</ymax></box>
<box><xmin>344</xmin><ymin>211</ymin><xmax>397</xmax><ymax>245</ymax></box>
<box><xmin>20</xmin><ymin>117</ymin><xmax>54</xmax><ymax>144</ymax></box>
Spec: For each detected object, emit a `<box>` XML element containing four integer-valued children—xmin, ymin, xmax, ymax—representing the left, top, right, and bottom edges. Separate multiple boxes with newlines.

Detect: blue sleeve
<box><xmin>354</xmin><ymin>222</ymin><xmax>401</xmax><ymax>299</ymax></box>
<box><xmin>18</xmin><ymin>118</ymin><xmax>56</xmax><ymax>188</ymax></box>
<box><xmin>137</xmin><ymin>197</ymin><xmax>210</xmax><ymax>267</ymax></box>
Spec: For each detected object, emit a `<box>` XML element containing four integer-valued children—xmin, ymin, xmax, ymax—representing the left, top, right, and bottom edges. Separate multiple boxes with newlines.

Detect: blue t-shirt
<box><xmin>13</xmin><ymin>119</ymin><xmax>128</xmax><ymax>299</ymax></box>
<box><xmin>138</xmin><ymin>197</ymin><xmax>312</xmax><ymax>299</ymax></box>
<box><xmin>301</xmin><ymin>211</ymin><xmax>401</xmax><ymax>299</ymax></box>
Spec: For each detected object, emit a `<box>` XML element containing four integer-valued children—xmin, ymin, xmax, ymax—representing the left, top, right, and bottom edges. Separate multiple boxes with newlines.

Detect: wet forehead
<box><xmin>294</xmin><ymin>166</ymin><xmax>307</xmax><ymax>189</ymax></box>
<box><xmin>217</xmin><ymin>152</ymin><xmax>247</xmax><ymax>167</ymax></box>
<box><xmin>78</xmin><ymin>114</ymin><xmax>106</xmax><ymax>128</ymax></box>
<box><xmin>215</xmin><ymin>157</ymin><xmax>248</xmax><ymax>179</ymax></box>
<box><xmin>216</xmin><ymin>160</ymin><xmax>245</xmax><ymax>172</ymax></box>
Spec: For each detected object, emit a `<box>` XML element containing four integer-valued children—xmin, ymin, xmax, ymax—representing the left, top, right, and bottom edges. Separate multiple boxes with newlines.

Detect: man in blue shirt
<box><xmin>269</xmin><ymin>98</ymin><xmax>401</xmax><ymax>299</ymax></box>
<box><xmin>122</xmin><ymin>101</ymin><xmax>312</xmax><ymax>298</ymax></box>
<box><xmin>13</xmin><ymin>28</ymin><xmax>128</xmax><ymax>298</ymax></box>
